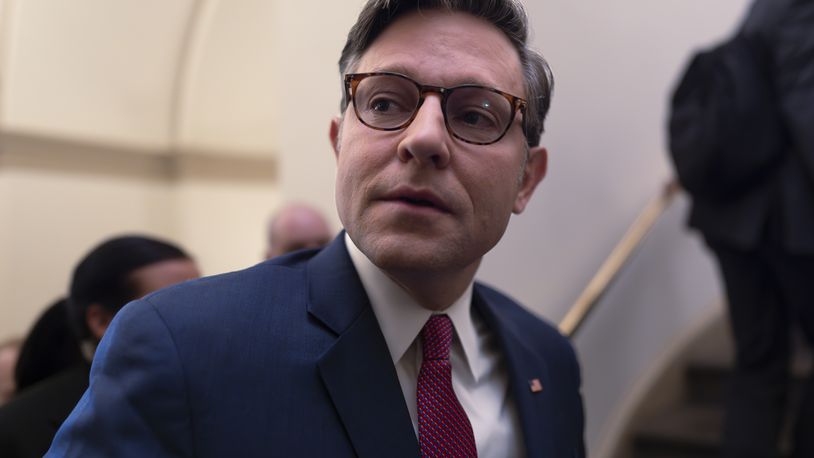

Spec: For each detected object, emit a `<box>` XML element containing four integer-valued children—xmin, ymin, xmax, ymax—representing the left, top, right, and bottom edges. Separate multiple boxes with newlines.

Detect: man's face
<box><xmin>331</xmin><ymin>10</ymin><xmax>547</xmax><ymax>276</ymax></box>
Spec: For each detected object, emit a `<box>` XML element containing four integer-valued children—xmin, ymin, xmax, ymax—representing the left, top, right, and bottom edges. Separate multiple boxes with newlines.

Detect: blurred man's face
<box><xmin>331</xmin><ymin>11</ymin><xmax>546</xmax><ymax>277</ymax></box>
<box><xmin>266</xmin><ymin>206</ymin><xmax>332</xmax><ymax>259</ymax></box>
<box><xmin>86</xmin><ymin>258</ymin><xmax>201</xmax><ymax>342</ymax></box>
<box><xmin>130</xmin><ymin>259</ymin><xmax>201</xmax><ymax>298</ymax></box>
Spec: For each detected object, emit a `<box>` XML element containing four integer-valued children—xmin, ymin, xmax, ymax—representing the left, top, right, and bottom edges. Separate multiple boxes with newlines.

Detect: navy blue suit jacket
<box><xmin>48</xmin><ymin>235</ymin><xmax>585</xmax><ymax>457</ymax></box>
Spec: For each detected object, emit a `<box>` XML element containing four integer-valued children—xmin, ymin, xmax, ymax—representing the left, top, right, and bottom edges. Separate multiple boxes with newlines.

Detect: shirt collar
<box><xmin>344</xmin><ymin>233</ymin><xmax>480</xmax><ymax>379</ymax></box>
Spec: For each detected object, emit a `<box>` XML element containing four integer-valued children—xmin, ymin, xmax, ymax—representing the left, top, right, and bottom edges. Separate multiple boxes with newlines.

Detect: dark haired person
<box><xmin>0</xmin><ymin>235</ymin><xmax>199</xmax><ymax>458</ymax></box>
<box><xmin>50</xmin><ymin>1</ymin><xmax>585</xmax><ymax>456</ymax></box>
<box><xmin>13</xmin><ymin>299</ymin><xmax>84</xmax><ymax>395</ymax></box>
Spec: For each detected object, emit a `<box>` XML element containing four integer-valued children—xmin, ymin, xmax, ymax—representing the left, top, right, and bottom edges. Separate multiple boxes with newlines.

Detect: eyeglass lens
<box><xmin>353</xmin><ymin>74</ymin><xmax>514</xmax><ymax>144</ymax></box>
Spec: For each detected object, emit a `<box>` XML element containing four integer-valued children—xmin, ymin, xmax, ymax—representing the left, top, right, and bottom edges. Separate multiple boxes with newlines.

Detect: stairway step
<box><xmin>627</xmin><ymin>315</ymin><xmax>811</xmax><ymax>458</ymax></box>
<box><xmin>633</xmin><ymin>404</ymin><xmax>721</xmax><ymax>458</ymax></box>
<box><xmin>632</xmin><ymin>403</ymin><xmax>795</xmax><ymax>458</ymax></box>
<box><xmin>685</xmin><ymin>365</ymin><xmax>726</xmax><ymax>406</ymax></box>
<box><xmin>686</xmin><ymin>362</ymin><xmax>810</xmax><ymax>406</ymax></box>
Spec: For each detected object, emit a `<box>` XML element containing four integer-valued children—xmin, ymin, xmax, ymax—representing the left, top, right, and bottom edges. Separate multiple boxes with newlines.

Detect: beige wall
<box><xmin>0</xmin><ymin>152</ymin><xmax>174</xmax><ymax>337</ymax></box>
<box><xmin>1</xmin><ymin>0</ymin><xmax>194</xmax><ymax>148</ymax></box>
<box><xmin>0</xmin><ymin>137</ymin><xmax>283</xmax><ymax>334</ymax></box>
<box><xmin>0</xmin><ymin>0</ymin><xmax>362</xmax><ymax>340</ymax></box>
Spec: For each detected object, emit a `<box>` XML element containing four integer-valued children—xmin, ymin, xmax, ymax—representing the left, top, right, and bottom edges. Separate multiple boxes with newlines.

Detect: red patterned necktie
<box><xmin>417</xmin><ymin>314</ymin><xmax>477</xmax><ymax>457</ymax></box>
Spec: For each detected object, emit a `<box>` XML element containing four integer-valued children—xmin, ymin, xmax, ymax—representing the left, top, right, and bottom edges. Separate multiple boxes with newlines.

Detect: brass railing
<box><xmin>559</xmin><ymin>180</ymin><xmax>681</xmax><ymax>338</ymax></box>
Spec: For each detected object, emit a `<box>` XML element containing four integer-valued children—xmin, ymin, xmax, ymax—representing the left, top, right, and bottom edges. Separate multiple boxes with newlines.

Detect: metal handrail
<box><xmin>559</xmin><ymin>179</ymin><xmax>681</xmax><ymax>338</ymax></box>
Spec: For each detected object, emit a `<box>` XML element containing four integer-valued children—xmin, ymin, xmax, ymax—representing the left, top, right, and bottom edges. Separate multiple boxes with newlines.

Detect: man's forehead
<box><xmin>363</xmin><ymin>62</ymin><xmax>513</xmax><ymax>90</ymax></box>
<box><xmin>353</xmin><ymin>10</ymin><xmax>525</xmax><ymax>95</ymax></box>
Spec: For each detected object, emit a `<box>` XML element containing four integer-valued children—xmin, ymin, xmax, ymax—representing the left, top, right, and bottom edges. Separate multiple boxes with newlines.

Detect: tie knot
<box><xmin>421</xmin><ymin>314</ymin><xmax>454</xmax><ymax>361</ymax></box>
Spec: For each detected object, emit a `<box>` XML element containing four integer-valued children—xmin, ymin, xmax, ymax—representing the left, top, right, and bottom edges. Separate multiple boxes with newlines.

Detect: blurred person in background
<box><xmin>13</xmin><ymin>298</ymin><xmax>84</xmax><ymax>394</ymax></box>
<box><xmin>264</xmin><ymin>203</ymin><xmax>333</xmax><ymax>259</ymax></box>
<box><xmin>669</xmin><ymin>0</ymin><xmax>814</xmax><ymax>456</ymax></box>
<box><xmin>0</xmin><ymin>235</ymin><xmax>200</xmax><ymax>458</ymax></box>
<box><xmin>0</xmin><ymin>338</ymin><xmax>22</xmax><ymax>405</ymax></box>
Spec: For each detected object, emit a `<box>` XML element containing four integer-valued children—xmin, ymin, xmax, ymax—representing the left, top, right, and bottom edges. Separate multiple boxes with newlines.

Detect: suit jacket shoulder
<box><xmin>48</xmin><ymin>237</ymin><xmax>417</xmax><ymax>458</ymax></box>
<box><xmin>48</xmin><ymin>237</ymin><xmax>583</xmax><ymax>457</ymax></box>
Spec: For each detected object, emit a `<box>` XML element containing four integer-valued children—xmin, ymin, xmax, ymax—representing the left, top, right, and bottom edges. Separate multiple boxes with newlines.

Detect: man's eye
<box><xmin>370</xmin><ymin>98</ymin><xmax>395</xmax><ymax>112</ymax></box>
<box><xmin>458</xmin><ymin>110</ymin><xmax>498</xmax><ymax>128</ymax></box>
<box><xmin>461</xmin><ymin>111</ymin><xmax>483</xmax><ymax>125</ymax></box>
<box><xmin>365</xmin><ymin>94</ymin><xmax>412</xmax><ymax>116</ymax></box>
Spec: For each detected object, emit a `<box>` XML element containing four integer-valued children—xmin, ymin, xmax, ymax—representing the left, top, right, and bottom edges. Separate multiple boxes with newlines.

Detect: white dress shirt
<box><xmin>345</xmin><ymin>234</ymin><xmax>524</xmax><ymax>457</ymax></box>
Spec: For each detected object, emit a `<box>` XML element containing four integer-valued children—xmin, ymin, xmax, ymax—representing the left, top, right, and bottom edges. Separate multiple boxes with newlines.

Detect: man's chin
<box><xmin>359</xmin><ymin>234</ymin><xmax>439</xmax><ymax>270</ymax></box>
<box><xmin>360</xmin><ymin>233</ymin><xmax>454</xmax><ymax>273</ymax></box>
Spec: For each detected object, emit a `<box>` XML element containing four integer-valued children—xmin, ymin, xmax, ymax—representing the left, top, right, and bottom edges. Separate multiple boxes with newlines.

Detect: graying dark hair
<box><xmin>338</xmin><ymin>0</ymin><xmax>554</xmax><ymax>146</ymax></box>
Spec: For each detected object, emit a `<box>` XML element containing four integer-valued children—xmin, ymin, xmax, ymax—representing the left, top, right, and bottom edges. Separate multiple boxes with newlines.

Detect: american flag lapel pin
<box><xmin>529</xmin><ymin>378</ymin><xmax>543</xmax><ymax>393</ymax></box>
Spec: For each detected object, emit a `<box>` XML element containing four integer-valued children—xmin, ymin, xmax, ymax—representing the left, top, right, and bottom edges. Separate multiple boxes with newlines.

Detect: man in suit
<box><xmin>0</xmin><ymin>235</ymin><xmax>200</xmax><ymax>458</ymax></box>
<box><xmin>669</xmin><ymin>0</ymin><xmax>814</xmax><ymax>456</ymax></box>
<box><xmin>48</xmin><ymin>1</ymin><xmax>585</xmax><ymax>456</ymax></box>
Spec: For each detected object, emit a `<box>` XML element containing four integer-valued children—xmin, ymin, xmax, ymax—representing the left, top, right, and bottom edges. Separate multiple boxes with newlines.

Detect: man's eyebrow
<box><xmin>366</xmin><ymin>64</ymin><xmax>413</xmax><ymax>77</ymax></box>
<box><xmin>366</xmin><ymin>65</ymin><xmax>499</xmax><ymax>88</ymax></box>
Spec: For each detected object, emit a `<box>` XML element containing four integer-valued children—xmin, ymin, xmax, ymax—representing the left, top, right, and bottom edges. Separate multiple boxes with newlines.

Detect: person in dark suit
<box><xmin>0</xmin><ymin>235</ymin><xmax>200</xmax><ymax>458</ymax></box>
<box><xmin>669</xmin><ymin>0</ymin><xmax>814</xmax><ymax>456</ymax></box>
<box><xmin>48</xmin><ymin>1</ymin><xmax>586</xmax><ymax>456</ymax></box>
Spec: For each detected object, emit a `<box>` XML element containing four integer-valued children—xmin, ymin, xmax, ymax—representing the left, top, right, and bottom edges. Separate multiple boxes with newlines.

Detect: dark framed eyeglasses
<box><xmin>344</xmin><ymin>72</ymin><xmax>527</xmax><ymax>146</ymax></box>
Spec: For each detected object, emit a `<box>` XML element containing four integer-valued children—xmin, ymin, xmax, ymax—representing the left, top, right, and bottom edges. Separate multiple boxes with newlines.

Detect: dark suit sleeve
<box><xmin>46</xmin><ymin>299</ymin><xmax>193</xmax><ymax>458</ymax></box>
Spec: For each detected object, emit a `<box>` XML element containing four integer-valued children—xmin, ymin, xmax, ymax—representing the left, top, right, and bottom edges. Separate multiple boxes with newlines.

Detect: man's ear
<box><xmin>513</xmin><ymin>146</ymin><xmax>548</xmax><ymax>214</ymax></box>
<box><xmin>329</xmin><ymin>115</ymin><xmax>342</xmax><ymax>157</ymax></box>
<box><xmin>85</xmin><ymin>304</ymin><xmax>114</xmax><ymax>342</ymax></box>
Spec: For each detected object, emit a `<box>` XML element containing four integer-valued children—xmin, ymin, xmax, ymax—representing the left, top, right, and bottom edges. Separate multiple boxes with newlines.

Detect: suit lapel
<box><xmin>308</xmin><ymin>235</ymin><xmax>419</xmax><ymax>458</ymax></box>
<box><xmin>474</xmin><ymin>286</ymin><xmax>557</xmax><ymax>457</ymax></box>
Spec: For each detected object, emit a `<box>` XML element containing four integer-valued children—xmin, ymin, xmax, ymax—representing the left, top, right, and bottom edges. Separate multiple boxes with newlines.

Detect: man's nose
<box><xmin>396</xmin><ymin>95</ymin><xmax>452</xmax><ymax>168</ymax></box>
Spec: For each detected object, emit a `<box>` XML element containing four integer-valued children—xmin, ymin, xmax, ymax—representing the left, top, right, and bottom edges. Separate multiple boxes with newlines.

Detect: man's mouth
<box><xmin>382</xmin><ymin>188</ymin><xmax>451</xmax><ymax>213</ymax></box>
<box><xmin>399</xmin><ymin>196</ymin><xmax>436</xmax><ymax>207</ymax></box>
